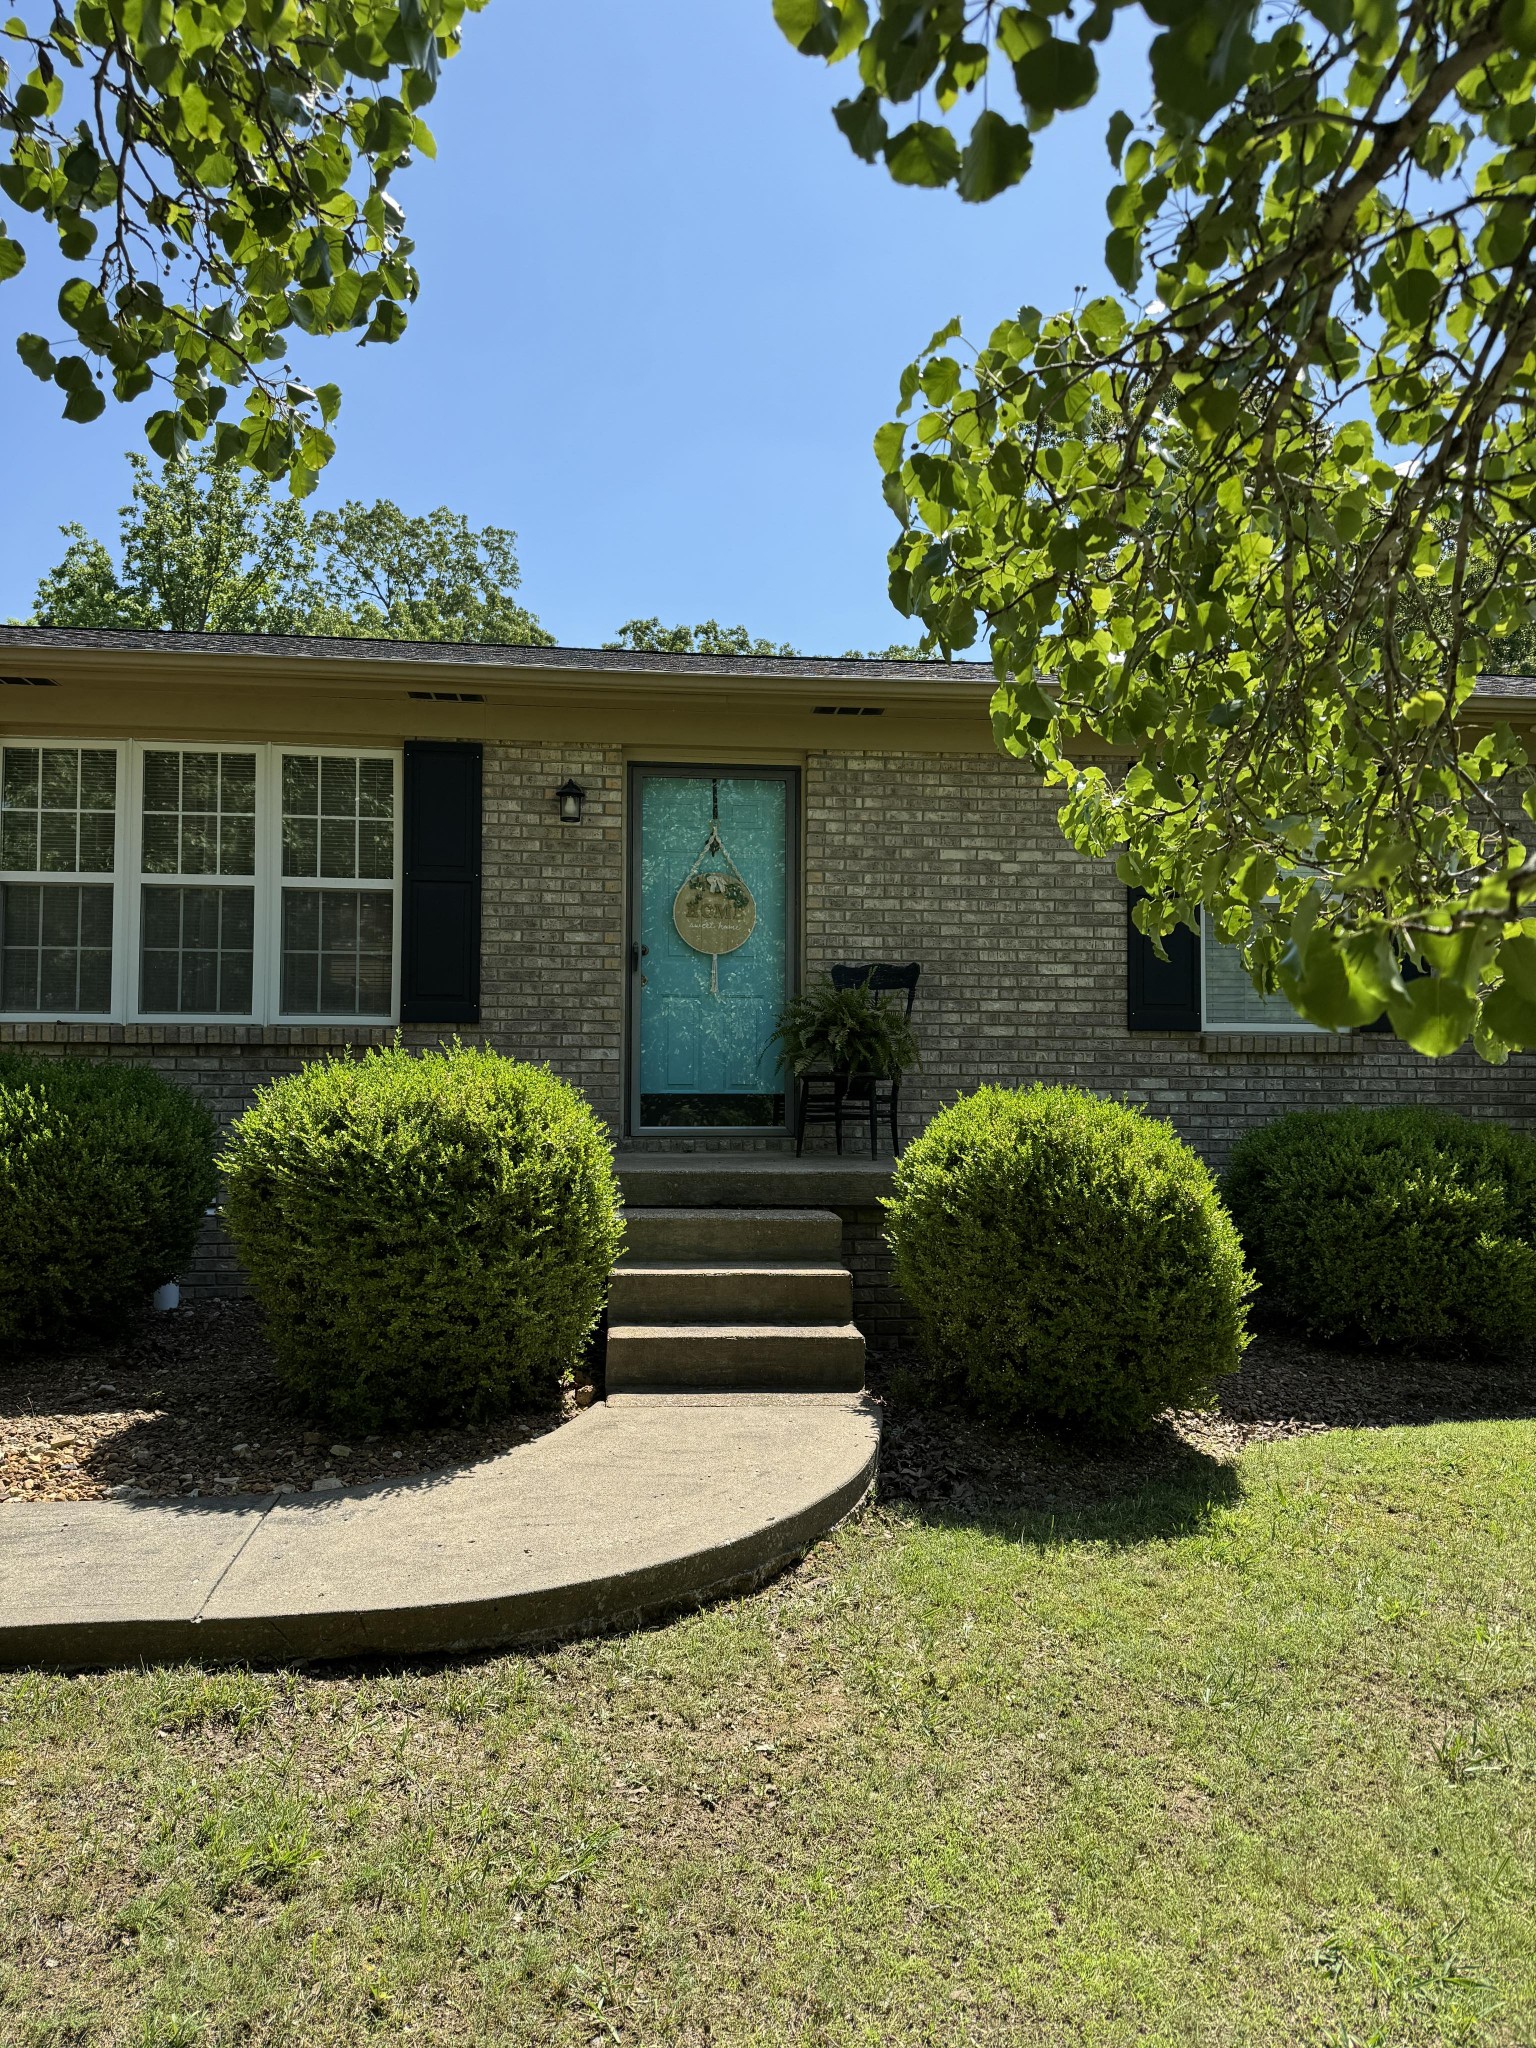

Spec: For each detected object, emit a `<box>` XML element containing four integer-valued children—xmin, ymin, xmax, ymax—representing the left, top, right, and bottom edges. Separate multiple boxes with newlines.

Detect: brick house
<box><xmin>3</xmin><ymin>626</ymin><xmax>1532</xmax><ymax>1318</ymax></box>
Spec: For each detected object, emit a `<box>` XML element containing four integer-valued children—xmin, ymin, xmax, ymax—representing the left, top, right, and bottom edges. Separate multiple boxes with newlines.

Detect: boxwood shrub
<box><xmin>220</xmin><ymin>1044</ymin><xmax>623</xmax><ymax>1429</ymax></box>
<box><xmin>885</xmin><ymin>1085</ymin><xmax>1252</xmax><ymax>1434</ymax></box>
<box><xmin>1223</xmin><ymin>1106</ymin><xmax>1536</xmax><ymax>1353</ymax></box>
<box><xmin>0</xmin><ymin>1055</ymin><xmax>217</xmax><ymax>1350</ymax></box>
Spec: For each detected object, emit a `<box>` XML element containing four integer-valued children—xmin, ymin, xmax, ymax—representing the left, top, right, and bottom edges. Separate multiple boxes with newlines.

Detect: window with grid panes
<box><xmin>279</xmin><ymin>752</ymin><xmax>396</xmax><ymax>1016</ymax></box>
<box><xmin>0</xmin><ymin>743</ymin><xmax>118</xmax><ymax>1014</ymax></box>
<box><xmin>138</xmin><ymin>747</ymin><xmax>258</xmax><ymax>1015</ymax></box>
<box><xmin>0</xmin><ymin>741</ymin><xmax>399</xmax><ymax>1025</ymax></box>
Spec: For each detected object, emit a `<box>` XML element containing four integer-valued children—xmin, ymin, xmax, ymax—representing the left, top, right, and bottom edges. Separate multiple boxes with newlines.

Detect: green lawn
<box><xmin>3</xmin><ymin>1419</ymin><xmax>1534</xmax><ymax>2046</ymax></box>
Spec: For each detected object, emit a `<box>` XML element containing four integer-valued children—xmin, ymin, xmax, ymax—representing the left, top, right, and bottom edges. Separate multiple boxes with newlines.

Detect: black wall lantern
<box><xmin>555</xmin><ymin>778</ymin><xmax>586</xmax><ymax>824</ymax></box>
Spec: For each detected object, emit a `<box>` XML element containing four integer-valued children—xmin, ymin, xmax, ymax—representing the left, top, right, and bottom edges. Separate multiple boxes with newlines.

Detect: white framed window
<box><xmin>134</xmin><ymin>745</ymin><xmax>262</xmax><ymax>1018</ymax></box>
<box><xmin>276</xmin><ymin>750</ymin><xmax>399</xmax><ymax>1019</ymax></box>
<box><xmin>0</xmin><ymin>740</ymin><xmax>400</xmax><ymax>1025</ymax></box>
<box><xmin>0</xmin><ymin>741</ymin><xmax>126</xmax><ymax>1020</ymax></box>
<box><xmin>1201</xmin><ymin>915</ymin><xmax>1324</xmax><ymax>1033</ymax></box>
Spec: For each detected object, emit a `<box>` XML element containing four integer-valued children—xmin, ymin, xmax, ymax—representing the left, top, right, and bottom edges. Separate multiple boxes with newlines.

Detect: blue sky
<box><xmin>0</xmin><ymin>3</ymin><xmax>1154</xmax><ymax>650</ymax></box>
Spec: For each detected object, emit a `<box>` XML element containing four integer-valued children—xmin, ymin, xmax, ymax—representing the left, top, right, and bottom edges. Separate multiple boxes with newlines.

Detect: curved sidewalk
<box><xmin>0</xmin><ymin>1393</ymin><xmax>880</xmax><ymax>1670</ymax></box>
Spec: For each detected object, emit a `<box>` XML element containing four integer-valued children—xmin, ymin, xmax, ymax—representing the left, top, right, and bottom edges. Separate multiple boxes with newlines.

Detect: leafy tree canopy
<box><xmin>602</xmin><ymin>618</ymin><xmax>932</xmax><ymax>659</ymax></box>
<box><xmin>25</xmin><ymin>448</ymin><xmax>552</xmax><ymax>643</ymax></box>
<box><xmin>0</xmin><ymin>0</ymin><xmax>480</xmax><ymax>492</ymax></box>
<box><xmin>779</xmin><ymin>0</ymin><xmax>1536</xmax><ymax>1060</ymax></box>
<box><xmin>604</xmin><ymin>618</ymin><xmax>802</xmax><ymax>658</ymax></box>
<box><xmin>303</xmin><ymin>497</ymin><xmax>551</xmax><ymax>644</ymax></box>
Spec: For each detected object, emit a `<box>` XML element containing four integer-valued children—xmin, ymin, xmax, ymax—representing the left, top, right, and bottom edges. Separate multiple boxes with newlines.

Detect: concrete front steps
<box><xmin>606</xmin><ymin>1207</ymin><xmax>866</xmax><ymax>1395</ymax></box>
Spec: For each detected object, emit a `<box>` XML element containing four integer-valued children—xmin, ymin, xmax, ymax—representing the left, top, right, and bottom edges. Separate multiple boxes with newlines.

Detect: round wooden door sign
<box><xmin>673</xmin><ymin>868</ymin><xmax>756</xmax><ymax>956</ymax></box>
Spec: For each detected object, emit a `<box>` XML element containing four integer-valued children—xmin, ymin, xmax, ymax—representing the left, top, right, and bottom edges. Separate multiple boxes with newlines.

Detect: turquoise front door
<box><xmin>631</xmin><ymin>767</ymin><xmax>795</xmax><ymax>1130</ymax></box>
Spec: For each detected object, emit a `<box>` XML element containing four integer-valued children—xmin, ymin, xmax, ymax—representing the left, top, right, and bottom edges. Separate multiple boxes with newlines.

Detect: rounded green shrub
<box><xmin>0</xmin><ymin>1055</ymin><xmax>217</xmax><ymax>1350</ymax></box>
<box><xmin>885</xmin><ymin>1085</ymin><xmax>1252</xmax><ymax>1434</ymax></box>
<box><xmin>220</xmin><ymin>1044</ymin><xmax>623</xmax><ymax>1429</ymax></box>
<box><xmin>1223</xmin><ymin>1106</ymin><xmax>1536</xmax><ymax>1353</ymax></box>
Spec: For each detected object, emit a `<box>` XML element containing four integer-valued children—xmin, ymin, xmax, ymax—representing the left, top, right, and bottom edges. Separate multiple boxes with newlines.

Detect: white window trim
<box><xmin>1199</xmin><ymin>911</ymin><xmax>1325</xmax><ymax>1034</ymax></box>
<box><xmin>0</xmin><ymin>738</ymin><xmax>402</xmax><ymax>1028</ymax></box>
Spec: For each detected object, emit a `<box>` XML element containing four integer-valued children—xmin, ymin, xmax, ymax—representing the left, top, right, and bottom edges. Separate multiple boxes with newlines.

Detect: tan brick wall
<box><xmin>0</xmin><ymin>741</ymin><xmax>628</xmax><ymax>1292</ymax></box>
<box><xmin>803</xmin><ymin>747</ymin><xmax>1536</xmax><ymax>1164</ymax></box>
<box><xmin>6</xmin><ymin>740</ymin><xmax>1534</xmax><ymax>1310</ymax></box>
<box><xmin>479</xmin><ymin>742</ymin><xmax>625</xmax><ymax>1128</ymax></box>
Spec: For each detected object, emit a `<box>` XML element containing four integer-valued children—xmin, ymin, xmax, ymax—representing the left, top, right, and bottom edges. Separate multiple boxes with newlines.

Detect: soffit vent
<box><xmin>812</xmin><ymin>705</ymin><xmax>884</xmax><ymax>716</ymax></box>
<box><xmin>1</xmin><ymin>675</ymin><xmax>58</xmax><ymax>687</ymax></box>
<box><xmin>408</xmin><ymin>690</ymin><xmax>485</xmax><ymax>703</ymax></box>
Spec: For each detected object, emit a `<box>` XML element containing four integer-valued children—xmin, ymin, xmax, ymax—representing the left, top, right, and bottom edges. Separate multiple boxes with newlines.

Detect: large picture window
<box><xmin>0</xmin><ymin>740</ymin><xmax>399</xmax><ymax>1024</ymax></box>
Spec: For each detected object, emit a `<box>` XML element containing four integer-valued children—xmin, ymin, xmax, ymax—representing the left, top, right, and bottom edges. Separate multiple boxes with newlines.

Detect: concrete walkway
<box><xmin>0</xmin><ymin>1393</ymin><xmax>880</xmax><ymax>1670</ymax></box>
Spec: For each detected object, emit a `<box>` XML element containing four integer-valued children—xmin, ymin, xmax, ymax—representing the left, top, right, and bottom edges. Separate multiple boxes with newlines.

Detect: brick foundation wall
<box><xmin>840</xmin><ymin>1208</ymin><xmax>904</xmax><ymax>1346</ymax></box>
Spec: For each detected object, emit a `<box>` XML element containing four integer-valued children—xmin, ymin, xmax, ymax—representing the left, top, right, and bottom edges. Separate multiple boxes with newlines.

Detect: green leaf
<box><xmin>1278</xmin><ymin>924</ymin><xmax>1387</xmax><ymax>1031</ymax></box>
<box><xmin>1013</xmin><ymin>34</ymin><xmax>1097</xmax><ymax>117</ymax></box>
<box><xmin>1079</xmin><ymin>294</ymin><xmax>1126</xmax><ymax>345</ymax></box>
<box><xmin>1391</xmin><ymin>265</ymin><xmax>1438</xmax><ymax>326</ymax></box>
<box><xmin>1480</xmin><ymin>979</ymin><xmax>1536</xmax><ymax>1049</ymax></box>
<box><xmin>772</xmin><ymin>0</ymin><xmax>864</xmax><ymax>60</ymax></box>
<box><xmin>0</xmin><ymin>232</ymin><xmax>22</xmax><ymax>281</ymax></box>
<box><xmin>1105</xmin><ymin>109</ymin><xmax>1133</xmax><ymax>165</ymax></box>
<box><xmin>873</xmin><ymin>419</ymin><xmax>905</xmax><ymax>474</ymax></box>
<box><xmin>884</xmin><ymin>122</ymin><xmax>960</xmax><ymax>189</ymax></box>
<box><xmin>1384</xmin><ymin>974</ymin><xmax>1478</xmax><ymax>1058</ymax></box>
<box><xmin>59</xmin><ymin>382</ymin><xmax>105</xmax><ymax>423</ymax></box>
<box><xmin>143</xmin><ymin>406</ymin><xmax>184</xmax><ymax>457</ymax></box>
<box><xmin>958</xmin><ymin>109</ymin><xmax>1031</xmax><ymax>203</ymax></box>
<box><xmin>1501</xmin><ymin>0</ymin><xmax>1536</xmax><ymax>55</ymax></box>
<box><xmin>1105</xmin><ymin>227</ymin><xmax>1140</xmax><ymax>292</ymax></box>
<box><xmin>1479</xmin><ymin>933</ymin><xmax>1536</xmax><ymax>1047</ymax></box>
<box><xmin>833</xmin><ymin>87</ymin><xmax>887</xmax><ymax>162</ymax></box>
<box><xmin>15</xmin><ymin>330</ymin><xmax>53</xmax><ymax>377</ymax></box>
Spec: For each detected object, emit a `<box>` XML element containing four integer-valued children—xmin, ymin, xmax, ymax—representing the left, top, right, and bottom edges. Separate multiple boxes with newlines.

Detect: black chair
<box><xmin>795</xmin><ymin>961</ymin><xmax>921</xmax><ymax>1158</ymax></box>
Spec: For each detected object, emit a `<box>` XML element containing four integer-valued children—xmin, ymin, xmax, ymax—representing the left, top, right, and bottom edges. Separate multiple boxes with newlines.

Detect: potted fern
<box><xmin>769</xmin><ymin>976</ymin><xmax>919</xmax><ymax>1083</ymax></box>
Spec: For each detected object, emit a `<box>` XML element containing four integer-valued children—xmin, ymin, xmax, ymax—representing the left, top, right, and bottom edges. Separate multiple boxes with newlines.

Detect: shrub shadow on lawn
<box><xmin>870</xmin><ymin>1357</ymin><xmax>1244</xmax><ymax>1541</ymax></box>
<box><xmin>871</xmin><ymin>1322</ymin><xmax>1536</xmax><ymax>1547</ymax></box>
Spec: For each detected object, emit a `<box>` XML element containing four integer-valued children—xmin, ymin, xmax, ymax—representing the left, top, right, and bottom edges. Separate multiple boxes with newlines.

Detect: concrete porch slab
<box><xmin>615</xmin><ymin>1154</ymin><xmax>893</xmax><ymax>1209</ymax></box>
<box><xmin>0</xmin><ymin>1395</ymin><xmax>880</xmax><ymax>1671</ymax></box>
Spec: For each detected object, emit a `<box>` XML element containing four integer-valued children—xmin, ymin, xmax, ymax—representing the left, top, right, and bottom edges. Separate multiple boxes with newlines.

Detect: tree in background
<box><xmin>603</xmin><ymin>618</ymin><xmax>931</xmax><ymax>659</ymax></box>
<box><xmin>605</xmin><ymin>619</ymin><xmax>801</xmax><ymax>658</ymax></box>
<box><xmin>779</xmin><ymin>0</ymin><xmax>1536</xmax><ymax>1058</ymax></box>
<box><xmin>26</xmin><ymin>450</ymin><xmax>552</xmax><ymax>644</ymax></box>
<box><xmin>303</xmin><ymin>498</ymin><xmax>551</xmax><ymax>644</ymax></box>
<box><xmin>0</xmin><ymin>0</ymin><xmax>481</xmax><ymax>492</ymax></box>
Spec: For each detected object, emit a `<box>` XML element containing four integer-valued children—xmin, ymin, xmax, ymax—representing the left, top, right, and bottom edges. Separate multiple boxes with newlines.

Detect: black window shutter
<box><xmin>1126</xmin><ymin>887</ymin><xmax>1201</xmax><ymax>1031</ymax></box>
<box><xmin>400</xmin><ymin>740</ymin><xmax>482</xmax><ymax>1025</ymax></box>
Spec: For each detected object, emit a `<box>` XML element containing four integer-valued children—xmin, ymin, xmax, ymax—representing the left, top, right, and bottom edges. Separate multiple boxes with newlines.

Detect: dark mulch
<box><xmin>5</xmin><ymin>1306</ymin><xmax>1532</xmax><ymax>1515</ymax></box>
<box><xmin>870</xmin><ymin>1328</ymin><xmax>1536</xmax><ymax>1515</ymax></box>
<box><xmin>0</xmin><ymin>1299</ymin><xmax>589</xmax><ymax>1505</ymax></box>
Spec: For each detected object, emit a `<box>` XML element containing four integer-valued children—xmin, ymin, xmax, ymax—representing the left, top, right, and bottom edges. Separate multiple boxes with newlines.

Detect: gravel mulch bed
<box><xmin>0</xmin><ymin>1299</ymin><xmax>591</xmax><ymax>1505</ymax></box>
<box><xmin>871</xmin><ymin>1327</ymin><xmax>1536</xmax><ymax>1514</ymax></box>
